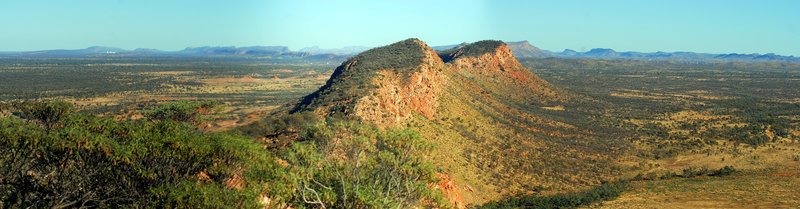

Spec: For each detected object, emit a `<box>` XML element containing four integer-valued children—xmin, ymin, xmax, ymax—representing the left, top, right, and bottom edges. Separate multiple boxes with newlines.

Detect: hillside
<box><xmin>292</xmin><ymin>38</ymin><xmax>628</xmax><ymax>205</ymax></box>
<box><xmin>4</xmin><ymin>39</ymin><xmax>797</xmax><ymax>208</ymax></box>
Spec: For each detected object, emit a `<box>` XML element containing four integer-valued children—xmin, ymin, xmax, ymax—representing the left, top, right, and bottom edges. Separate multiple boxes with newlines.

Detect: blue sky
<box><xmin>1</xmin><ymin>0</ymin><xmax>798</xmax><ymax>55</ymax></box>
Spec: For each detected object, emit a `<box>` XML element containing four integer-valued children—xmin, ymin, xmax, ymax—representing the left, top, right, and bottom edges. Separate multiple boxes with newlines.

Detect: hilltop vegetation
<box><xmin>0</xmin><ymin>101</ymin><xmax>447</xmax><ymax>208</ymax></box>
<box><xmin>438</xmin><ymin>40</ymin><xmax>504</xmax><ymax>61</ymax></box>
<box><xmin>1</xmin><ymin>101</ymin><xmax>283</xmax><ymax>208</ymax></box>
<box><xmin>521</xmin><ymin>58</ymin><xmax>800</xmax><ymax>156</ymax></box>
<box><xmin>289</xmin><ymin>39</ymin><xmax>630</xmax><ymax>206</ymax></box>
<box><xmin>294</xmin><ymin>38</ymin><xmax>430</xmax><ymax>114</ymax></box>
<box><xmin>1</xmin><ymin>39</ymin><xmax>799</xmax><ymax>208</ymax></box>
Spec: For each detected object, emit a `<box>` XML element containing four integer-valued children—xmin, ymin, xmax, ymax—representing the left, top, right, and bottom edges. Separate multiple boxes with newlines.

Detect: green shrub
<box><xmin>2</xmin><ymin>101</ymin><xmax>448</xmax><ymax>208</ymax></box>
<box><xmin>660</xmin><ymin>171</ymin><xmax>678</xmax><ymax>179</ymax></box>
<box><xmin>281</xmin><ymin>119</ymin><xmax>446</xmax><ymax>208</ymax></box>
<box><xmin>145</xmin><ymin>100</ymin><xmax>218</xmax><ymax>124</ymax></box>
<box><xmin>0</xmin><ymin>101</ymin><xmax>284</xmax><ymax>208</ymax></box>
<box><xmin>476</xmin><ymin>181</ymin><xmax>628</xmax><ymax>209</ymax></box>
<box><xmin>709</xmin><ymin>166</ymin><xmax>736</xmax><ymax>177</ymax></box>
<box><xmin>10</xmin><ymin>100</ymin><xmax>74</xmax><ymax>130</ymax></box>
<box><xmin>681</xmin><ymin>167</ymin><xmax>710</xmax><ymax>178</ymax></box>
<box><xmin>237</xmin><ymin>111</ymin><xmax>318</xmax><ymax>149</ymax></box>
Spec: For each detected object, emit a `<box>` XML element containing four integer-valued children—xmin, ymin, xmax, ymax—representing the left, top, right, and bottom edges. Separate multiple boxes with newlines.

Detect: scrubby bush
<box><xmin>145</xmin><ymin>100</ymin><xmax>218</xmax><ymax>124</ymax></box>
<box><xmin>2</xmin><ymin>101</ymin><xmax>447</xmax><ymax>208</ymax></box>
<box><xmin>0</xmin><ymin>101</ymin><xmax>284</xmax><ymax>208</ymax></box>
<box><xmin>10</xmin><ymin>100</ymin><xmax>74</xmax><ymax>130</ymax></box>
<box><xmin>476</xmin><ymin>180</ymin><xmax>628</xmax><ymax>209</ymax></box>
<box><xmin>709</xmin><ymin>166</ymin><xmax>736</xmax><ymax>177</ymax></box>
<box><xmin>281</xmin><ymin>119</ymin><xmax>446</xmax><ymax>208</ymax></box>
<box><xmin>237</xmin><ymin>111</ymin><xmax>318</xmax><ymax>149</ymax></box>
<box><xmin>660</xmin><ymin>171</ymin><xmax>679</xmax><ymax>179</ymax></box>
<box><xmin>631</xmin><ymin>166</ymin><xmax>737</xmax><ymax>183</ymax></box>
<box><xmin>682</xmin><ymin>167</ymin><xmax>709</xmax><ymax>178</ymax></box>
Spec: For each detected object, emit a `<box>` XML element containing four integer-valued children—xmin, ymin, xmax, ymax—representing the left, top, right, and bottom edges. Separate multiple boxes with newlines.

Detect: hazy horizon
<box><xmin>2</xmin><ymin>0</ymin><xmax>799</xmax><ymax>56</ymax></box>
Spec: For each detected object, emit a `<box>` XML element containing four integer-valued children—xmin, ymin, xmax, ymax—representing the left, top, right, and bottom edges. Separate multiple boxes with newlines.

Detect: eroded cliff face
<box><xmin>353</xmin><ymin>45</ymin><xmax>446</xmax><ymax>127</ymax></box>
<box><xmin>296</xmin><ymin>39</ymin><xmax>613</xmax><ymax>206</ymax></box>
<box><xmin>447</xmin><ymin>44</ymin><xmax>558</xmax><ymax>102</ymax></box>
<box><xmin>301</xmin><ymin>39</ymin><xmax>556</xmax><ymax>128</ymax></box>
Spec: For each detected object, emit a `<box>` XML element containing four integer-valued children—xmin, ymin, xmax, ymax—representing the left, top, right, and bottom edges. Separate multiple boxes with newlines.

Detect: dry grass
<box><xmin>610</xmin><ymin>89</ymin><xmax>734</xmax><ymax>101</ymax></box>
<box><xmin>135</xmin><ymin>70</ymin><xmax>194</xmax><ymax>75</ymax></box>
<box><xmin>590</xmin><ymin>170</ymin><xmax>800</xmax><ymax>208</ymax></box>
<box><xmin>627</xmin><ymin>110</ymin><xmax>747</xmax><ymax>136</ymax></box>
<box><xmin>60</xmin><ymin>71</ymin><xmax>327</xmax><ymax>131</ymax></box>
<box><xmin>542</xmin><ymin>105</ymin><xmax>566</xmax><ymax>111</ymax></box>
<box><xmin>646</xmin><ymin>141</ymin><xmax>800</xmax><ymax>173</ymax></box>
<box><xmin>603</xmin><ymin>142</ymin><xmax>800</xmax><ymax>208</ymax></box>
<box><xmin>591</xmin><ymin>140</ymin><xmax>800</xmax><ymax>208</ymax></box>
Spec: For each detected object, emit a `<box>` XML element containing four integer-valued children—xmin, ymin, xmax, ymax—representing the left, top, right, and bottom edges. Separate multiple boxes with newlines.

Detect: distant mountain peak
<box><xmin>504</xmin><ymin>40</ymin><xmax>554</xmax><ymax>58</ymax></box>
<box><xmin>298</xmin><ymin>45</ymin><xmax>372</xmax><ymax>55</ymax></box>
<box><xmin>83</xmin><ymin>46</ymin><xmax>127</xmax><ymax>53</ymax></box>
<box><xmin>586</xmin><ymin>48</ymin><xmax>617</xmax><ymax>53</ymax></box>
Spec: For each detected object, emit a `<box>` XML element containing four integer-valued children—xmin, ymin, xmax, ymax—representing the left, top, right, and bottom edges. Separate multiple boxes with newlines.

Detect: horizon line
<box><xmin>1</xmin><ymin>42</ymin><xmax>798</xmax><ymax>57</ymax></box>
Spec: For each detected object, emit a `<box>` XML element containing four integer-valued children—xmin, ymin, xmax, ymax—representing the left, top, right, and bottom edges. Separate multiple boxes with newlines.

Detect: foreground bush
<box><xmin>1</xmin><ymin>101</ymin><xmax>446</xmax><ymax>208</ymax></box>
<box><xmin>0</xmin><ymin>101</ymin><xmax>285</xmax><ymax>208</ymax></box>
<box><xmin>281</xmin><ymin>119</ymin><xmax>447</xmax><ymax>208</ymax></box>
<box><xmin>144</xmin><ymin>100</ymin><xmax>218</xmax><ymax>124</ymax></box>
<box><xmin>476</xmin><ymin>181</ymin><xmax>628</xmax><ymax>209</ymax></box>
<box><xmin>631</xmin><ymin>166</ymin><xmax>737</xmax><ymax>182</ymax></box>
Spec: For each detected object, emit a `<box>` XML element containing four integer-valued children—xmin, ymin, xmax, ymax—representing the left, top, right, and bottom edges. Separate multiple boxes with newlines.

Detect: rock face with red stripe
<box><xmin>294</xmin><ymin>38</ymin><xmax>556</xmax><ymax>127</ymax></box>
<box><xmin>294</xmin><ymin>38</ymin><xmax>622</xmax><ymax>206</ymax></box>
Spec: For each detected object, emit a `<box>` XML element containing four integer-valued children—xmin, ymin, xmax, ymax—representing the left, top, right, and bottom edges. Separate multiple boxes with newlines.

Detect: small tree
<box><xmin>145</xmin><ymin>101</ymin><xmax>217</xmax><ymax>124</ymax></box>
<box><xmin>13</xmin><ymin>100</ymin><xmax>73</xmax><ymax>130</ymax></box>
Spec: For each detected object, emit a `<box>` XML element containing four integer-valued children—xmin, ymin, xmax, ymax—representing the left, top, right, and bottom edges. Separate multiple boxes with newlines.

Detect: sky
<box><xmin>1</xmin><ymin>0</ymin><xmax>798</xmax><ymax>56</ymax></box>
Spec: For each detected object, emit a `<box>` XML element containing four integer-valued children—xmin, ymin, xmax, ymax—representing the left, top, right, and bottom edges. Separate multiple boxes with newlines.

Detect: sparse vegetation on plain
<box><xmin>1</xmin><ymin>40</ymin><xmax>799</xmax><ymax>208</ymax></box>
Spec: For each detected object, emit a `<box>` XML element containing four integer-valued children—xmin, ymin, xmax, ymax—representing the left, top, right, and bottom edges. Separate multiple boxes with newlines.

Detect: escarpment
<box><xmin>295</xmin><ymin>39</ymin><xmax>556</xmax><ymax>127</ymax></box>
<box><xmin>293</xmin><ymin>38</ymin><xmax>447</xmax><ymax>127</ymax></box>
<box><xmin>294</xmin><ymin>39</ymin><xmax>622</xmax><ymax>205</ymax></box>
<box><xmin>442</xmin><ymin>40</ymin><xmax>558</xmax><ymax>102</ymax></box>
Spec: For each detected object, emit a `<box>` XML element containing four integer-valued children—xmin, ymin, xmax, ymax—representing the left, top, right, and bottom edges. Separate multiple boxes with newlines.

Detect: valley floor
<box><xmin>590</xmin><ymin>141</ymin><xmax>800</xmax><ymax>208</ymax></box>
<box><xmin>589</xmin><ymin>169</ymin><xmax>800</xmax><ymax>208</ymax></box>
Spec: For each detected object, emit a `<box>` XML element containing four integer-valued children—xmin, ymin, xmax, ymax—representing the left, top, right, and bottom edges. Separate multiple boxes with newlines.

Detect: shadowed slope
<box><xmin>293</xmin><ymin>39</ymin><xmax>627</xmax><ymax>205</ymax></box>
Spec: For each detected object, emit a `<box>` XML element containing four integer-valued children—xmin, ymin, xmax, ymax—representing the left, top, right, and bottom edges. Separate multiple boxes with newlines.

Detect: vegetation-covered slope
<box><xmin>293</xmin><ymin>38</ymin><xmax>433</xmax><ymax>116</ymax></box>
<box><xmin>422</xmin><ymin>40</ymin><xmax>627</xmax><ymax>204</ymax></box>
<box><xmin>283</xmin><ymin>38</ymin><xmax>630</xmax><ymax>206</ymax></box>
<box><xmin>6</xmin><ymin>39</ymin><xmax>797</xmax><ymax>208</ymax></box>
<box><xmin>0</xmin><ymin>101</ymin><xmax>286</xmax><ymax>208</ymax></box>
<box><xmin>1</xmin><ymin>101</ymin><xmax>448</xmax><ymax>208</ymax></box>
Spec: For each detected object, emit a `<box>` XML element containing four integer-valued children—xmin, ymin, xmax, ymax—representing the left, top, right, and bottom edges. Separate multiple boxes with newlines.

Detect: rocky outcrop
<box><xmin>451</xmin><ymin>44</ymin><xmax>548</xmax><ymax>87</ymax></box>
<box><xmin>443</xmin><ymin>41</ymin><xmax>558</xmax><ymax>103</ymax></box>
<box><xmin>295</xmin><ymin>39</ymin><xmax>556</xmax><ymax>127</ymax></box>
<box><xmin>294</xmin><ymin>39</ymin><xmax>595</xmax><ymax>205</ymax></box>
<box><xmin>434</xmin><ymin>173</ymin><xmax>466</xmax><ymax>209</ymax></box>
<box><xmin>352</xmin><ymin>46</ymin><xmax>445</xmax><ymax>127</ymax></box>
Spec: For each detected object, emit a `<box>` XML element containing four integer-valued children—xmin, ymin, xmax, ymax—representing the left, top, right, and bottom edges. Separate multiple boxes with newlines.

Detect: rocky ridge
<box><xmin>295</xmin><ymin>38</ymin><xmax>556</xmax><ymax>127</ymax></box>
<box><xmin>294</xmin><ymin>38</ymin><xmax>621</xmax><ymax>206</ymax></box>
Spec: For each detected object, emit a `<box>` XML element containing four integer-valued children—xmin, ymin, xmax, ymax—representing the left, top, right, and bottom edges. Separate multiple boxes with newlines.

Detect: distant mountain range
<box><xmin>0</xmin><ymin>45</ymin><xmax>373</xmax><ymax>63</ymax></box>
<box><xmin>500</xmin><ymin>41</ymin><xmax>800</xmax><ymax>63</ymax></box>
<box><xmin>429</xmin><ymin>40</ymin><xmax>799</xmax><ymax>63</ymax></box>
<box><xmin>2</xmin><ymin>41</ymin><xmax>798</xmax><ymax>63</ymax></box>
<box><xmin>298</xmin><ymin>46</ymin><xmax>371</xmax><ymax>55</ymax></box>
